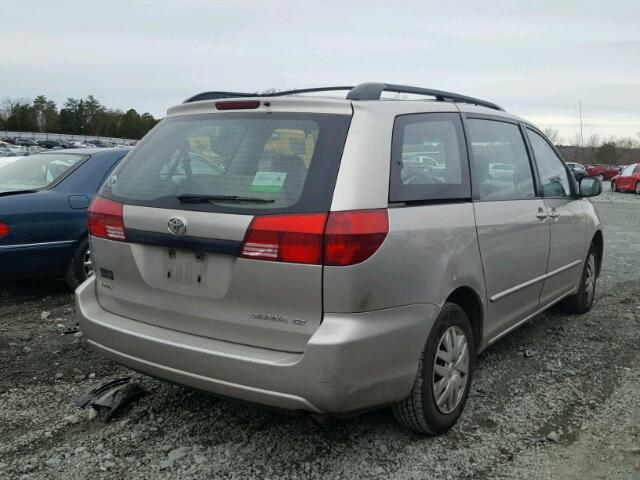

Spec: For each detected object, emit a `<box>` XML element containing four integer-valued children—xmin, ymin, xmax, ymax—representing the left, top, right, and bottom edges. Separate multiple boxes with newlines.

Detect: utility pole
<box><xmin>579</xmin><ymin>101</ymin><xmax>584</xmax><ymax>164</ymax></box>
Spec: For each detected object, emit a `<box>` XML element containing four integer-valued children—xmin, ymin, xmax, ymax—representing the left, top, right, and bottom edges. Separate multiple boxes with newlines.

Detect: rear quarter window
<box><xmin>389</xmin><ymin>112</ymin><xmax>470</xmax><ymax>203</ymax></box>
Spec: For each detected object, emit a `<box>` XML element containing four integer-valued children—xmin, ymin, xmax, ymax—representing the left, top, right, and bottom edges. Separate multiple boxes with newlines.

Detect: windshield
<box><xmin>0</xmin><ymin>153</ymin><xmax>86</xmax><ymax>193</ymax></box>
<box><xmin>102</xmin><ymin>112</ymin><xmax>351</xmax><ymax>214</ymax></box>
<box><xmin>622</xmin><ymin>164</ymin><xmax>636</xmax><ymax>176</ymax></box>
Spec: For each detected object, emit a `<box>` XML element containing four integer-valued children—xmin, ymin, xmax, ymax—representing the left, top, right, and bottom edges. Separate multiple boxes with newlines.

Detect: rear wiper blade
<box><xmin>176</xmin><ymin>194</ymin><xmax>275</xmax><ymax>204</ymax></box>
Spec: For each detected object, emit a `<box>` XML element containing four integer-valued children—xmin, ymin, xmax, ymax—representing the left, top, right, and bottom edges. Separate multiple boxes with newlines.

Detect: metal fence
<box><xmin>1</xmin><ymin>130</ymin><xmax>136</xmax><ymax>145</ymax></box>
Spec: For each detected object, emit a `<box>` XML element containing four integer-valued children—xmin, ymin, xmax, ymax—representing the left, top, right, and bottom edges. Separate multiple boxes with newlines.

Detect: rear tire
<box><xmin>64</xmin><ymin>237</ymin><xmax>93</xmax><ymax>289</ymax></box>
<box><xmin>559</xmin><ymin>246</ymin><xmax>597</xmax><ymax>314</ymax></box>
<box><xmin>392</xmin><ymin>303</ymin><xmax>475</xmax><ymax>435</ymax></box>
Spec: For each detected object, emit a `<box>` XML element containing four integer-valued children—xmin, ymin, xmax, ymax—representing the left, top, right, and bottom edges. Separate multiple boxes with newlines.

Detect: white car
<box><xmin>0</xmin><ymin>143</ymin><xmax>26</xmax><ymax>157</ymax></box>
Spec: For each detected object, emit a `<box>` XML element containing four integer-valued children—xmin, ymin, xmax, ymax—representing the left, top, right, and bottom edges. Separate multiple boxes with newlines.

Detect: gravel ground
<box><xmin>1</xmin><ymin>186</ymin><xmax>639</xmax><ymax>479</ymax></box>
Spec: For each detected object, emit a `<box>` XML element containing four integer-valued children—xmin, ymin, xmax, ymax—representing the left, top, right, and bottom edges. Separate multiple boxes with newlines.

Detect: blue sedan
<box><xmin>0</xmin><ymin>148</ymin><xmax>128</xmax><ymax>288</ymax></box>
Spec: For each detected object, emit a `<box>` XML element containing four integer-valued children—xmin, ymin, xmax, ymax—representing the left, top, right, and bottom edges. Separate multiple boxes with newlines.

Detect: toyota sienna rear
<box><xmin>77</xmin><ymin>83</ymin><xmax>603</xmax><ymax>434</ymax></box>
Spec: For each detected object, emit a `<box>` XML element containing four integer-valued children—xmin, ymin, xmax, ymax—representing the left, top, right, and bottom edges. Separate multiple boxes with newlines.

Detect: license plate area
<box><xmin>164</xmin><ymin>248</ymin><xmax>206</xmax><ymax>286</ymax></box>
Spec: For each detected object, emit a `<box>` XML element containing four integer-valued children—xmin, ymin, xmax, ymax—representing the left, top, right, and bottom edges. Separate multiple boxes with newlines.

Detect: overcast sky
<box><xmin>3</xmin><ymin>0</ymin><xmax>639</xmax><ymax>142</ymax></box>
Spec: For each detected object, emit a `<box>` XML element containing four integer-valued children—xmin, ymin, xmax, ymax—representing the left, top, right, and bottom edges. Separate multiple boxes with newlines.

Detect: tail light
<box><xmin>240</xmin><ymin>209</ymin><xmax>388</xmax><ymax>266</ymax></box>
<box><xmin>0</xmin><ymin>222</ymin><xmax>9</xmax><ymax>237</ymax></box>
<box><xmin>324</xmin><ymin>210</ymin><xmax>389</xmax><ymax>266</ymax></box>
<box><xmin>240</xmin><ymin>213</ymin><xmax>327</xmax><ymax>264</ymax></box>
<box><xmin>88</xmin><ymin>196</ymin><xmax>126</xmax><ymax>241</ymax></box>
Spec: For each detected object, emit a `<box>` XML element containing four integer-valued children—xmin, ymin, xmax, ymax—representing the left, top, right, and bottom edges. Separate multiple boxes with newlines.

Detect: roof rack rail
<box><xmin>346</xmin><ymin>82</ymin><xmax>504</xmax><ymax>111</ymax></box>
<box><xmin>183</xmin><ymin>83</ymin><xmax>503</xmax><ymax>111</ymax></box>
<box><xmin>264</xmin><ymin>86</ymin><xmax>354</xmax><ymax>97</ymax></box>
<box><xmin>184</xmin><ymin>86</ymin><xmax>354</xmax><ymax>104</ymax></box>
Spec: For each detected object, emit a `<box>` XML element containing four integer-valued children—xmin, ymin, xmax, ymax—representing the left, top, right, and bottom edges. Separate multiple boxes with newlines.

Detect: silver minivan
<box><xmin>77</xmin><ymin>83</ymin><xmax>603</xmax><ymax>434</ymax></box>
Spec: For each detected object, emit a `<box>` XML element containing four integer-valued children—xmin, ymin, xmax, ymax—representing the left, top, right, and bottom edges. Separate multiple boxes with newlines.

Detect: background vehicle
<box><xmin>0</xmin><ymin>148</ymin><xmax>128</xmax><ymax>287</ymax></box>
<box><xmin>77</xmin><ymin>83</ymin><xmax>603</xmax><ymax>435</ymax></box>
<box><xmin>566</xmin><ymin>162</ymin><xmax>587</xmax><ymax>181</ymax></box>
<box><xmin>0</xmin><ymin>143</ymin><xmax>27</xmax><ymax>157</ymax></box>
<box><xmin>488</xmin><ymin>162</ymin><xmax>516</xmax><ymax>180</ymax></box>
<box><xmin>401</xmin><ymin>154</ymin><xmax>446</xmax><ymax>182</ymax></box>
<box><xmin>14</xmin><ymin>137</ymin><xmax>38</xmax><ymax>147</ymax></box>
<box><xmin>585</xmin><ymin>164</ymin><xmax>618</xmax><ymax>180</ymax></box>
<box><xmin>37</xmin><ymin>139</ymin><xmax>64</xmax><ymax>149</ymax></box>
<box><xmin>86</xmin><ymin>139</ymin><xmax>109</xmax><ymax>148</ymax></box>
<box><xmin>611</xmin><ymin>163</ymin><xmax>640</xmax><ymax>194</ymax></box>
<box><xmin>0</xmin><ymin>147</ymin><xmax>20</xmax><ymax>158</ymax></box>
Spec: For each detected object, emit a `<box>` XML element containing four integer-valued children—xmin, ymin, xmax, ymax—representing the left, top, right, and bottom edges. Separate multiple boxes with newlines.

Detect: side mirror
<box><xmin>579</xmin><ymin>176</ymin><xmax>602</xmax><ymax>197</ymax></box>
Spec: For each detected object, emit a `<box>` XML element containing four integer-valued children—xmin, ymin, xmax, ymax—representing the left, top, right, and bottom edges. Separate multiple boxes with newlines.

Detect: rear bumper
<box><xmin>76</xmin><ymin>277</ymin><xmax>438</xmax><ymax>414</ymax></box>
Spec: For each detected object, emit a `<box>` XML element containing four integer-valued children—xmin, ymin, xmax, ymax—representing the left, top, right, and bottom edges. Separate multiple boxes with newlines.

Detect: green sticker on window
<box><xmin>251</xmin><ymin>171</ymin><xmax>287</xmax><ymax>192</ymax></box>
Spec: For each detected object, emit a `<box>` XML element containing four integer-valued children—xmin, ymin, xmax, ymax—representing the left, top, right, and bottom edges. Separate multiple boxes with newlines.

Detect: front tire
<box><xmin>611</xmin><ymin>181</ymin><xmax>617</xmax><ymax>192</ymax></box>
<box><xmin>560</xmin><ymin>246</ymin><xmax>597</xmax><ymax>314</ymax></box>
<box><xmin>393</xmin><ymin>303</ymin><xmax>475</xmax><ymax>435</ymax></box>
<box><xmin>65</xmin><ymin>237</ymin><xmax>94</xmax><ymax>289</ymax></box>
<box><xmin>635</xmin><ymin>182</ymin><xmax>640</xmax><ymax>195</ymax></box>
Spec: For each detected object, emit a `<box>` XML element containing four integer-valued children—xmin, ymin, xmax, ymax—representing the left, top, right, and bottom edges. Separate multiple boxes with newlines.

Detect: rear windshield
<box><xmin>101</xmin><ymin>112</ymin><xmax>351</xmax><ymax>214</ymax></box>
<box><xmin>0</xmin><ymin>153</ymin><xmax>85</xmax><ymax>193</ymax></box>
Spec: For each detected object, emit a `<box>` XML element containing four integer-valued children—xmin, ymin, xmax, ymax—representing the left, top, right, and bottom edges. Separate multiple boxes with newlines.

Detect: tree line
<box><xmin>0</xmin><ymin>95</ymin><xmax>160</xmax><ymax>139</ymax></box>
<box><xmin>544</xmin><ymin>128</ymin><xmax>639</xmax><ymax>165</ymax></box>
<box><xmin>543</xmin><ymin>128</ymin><xmax>640</xmax><ymax>150</ymax></box>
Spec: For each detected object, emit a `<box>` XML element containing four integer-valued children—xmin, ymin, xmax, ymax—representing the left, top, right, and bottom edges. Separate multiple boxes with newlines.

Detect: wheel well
<box><xmin>592</xmin><ymin>231</ymin><xmax>603</xmax><ymax>276</ymax></box>
<box><xmin>446</xmin><ymin>287</ymin><xmax>483</xmax><ymax>351</ymax></box>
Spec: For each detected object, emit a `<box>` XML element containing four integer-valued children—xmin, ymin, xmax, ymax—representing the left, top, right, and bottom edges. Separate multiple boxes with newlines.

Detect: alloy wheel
<box><xmin>585</xmin><ymin>253</ymin><xmax>596</xmax><ymax>305</ymax></box>
<box><xmin>432</xmin><ymin>326</ymin><xmax>470</xmax><ymax>414</ymax></box>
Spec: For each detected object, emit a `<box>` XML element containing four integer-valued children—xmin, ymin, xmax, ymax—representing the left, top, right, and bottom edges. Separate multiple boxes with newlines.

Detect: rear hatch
<box><xmin>91</xmin><ymin>100</ymin><xmax>352</xmax><ymax>352</ymax></box>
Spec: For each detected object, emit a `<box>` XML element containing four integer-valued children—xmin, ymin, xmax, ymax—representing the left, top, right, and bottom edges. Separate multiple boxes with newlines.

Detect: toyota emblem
<box><xmin>167</xmin><ymin>217</ymin><xmax>187</xmax><ymax>236</ymax></box>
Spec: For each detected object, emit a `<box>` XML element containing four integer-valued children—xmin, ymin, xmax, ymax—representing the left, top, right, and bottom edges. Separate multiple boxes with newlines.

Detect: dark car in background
<box><xmin>37</xmin><ymin>139</ymin><xmax>64</xmax><ymax>149</ymax></box>
<box><xmin>585</xmin><ymin>164</ymin><xmax>618</xmax><ymax>181</ymax></box>
<box><xmin>0</xmin><ymin>148</ymin><xmax>128</xmax><ymax>287</ymax></box>
<box><xmin>566</xmin><ymin>162</ymin><xmax>587</xmax><ymax>181</ymax></box>
<box><xmin>87</xmin><ymin>139</ymin><xmax>109</xmax><ymax>148</ymax></box>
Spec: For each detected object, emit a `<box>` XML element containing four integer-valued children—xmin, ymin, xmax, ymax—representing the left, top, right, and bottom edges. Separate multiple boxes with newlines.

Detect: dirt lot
<box><xmin>1</xmin><ymin>187</ymin><xmax>639</xmax><ymax>480</ymax></box>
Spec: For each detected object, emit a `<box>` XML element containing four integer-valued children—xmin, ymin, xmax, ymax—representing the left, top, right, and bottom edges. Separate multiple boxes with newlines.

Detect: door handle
<box><xmin>536</xmin><ymin>208</ymin><xmax>548</xmax><ymax>220</ymax></box>
<box><xmin>550</xmin><ymin>208</ymin><xmax>560</xmax><ymax>219</ymax></box>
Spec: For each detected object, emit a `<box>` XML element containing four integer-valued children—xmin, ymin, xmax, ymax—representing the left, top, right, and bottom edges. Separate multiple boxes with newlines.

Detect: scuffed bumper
<box><xmin>76</xmin><ymin>277</ymin><xmax>438</xmax><ymax>414</ymax></box>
